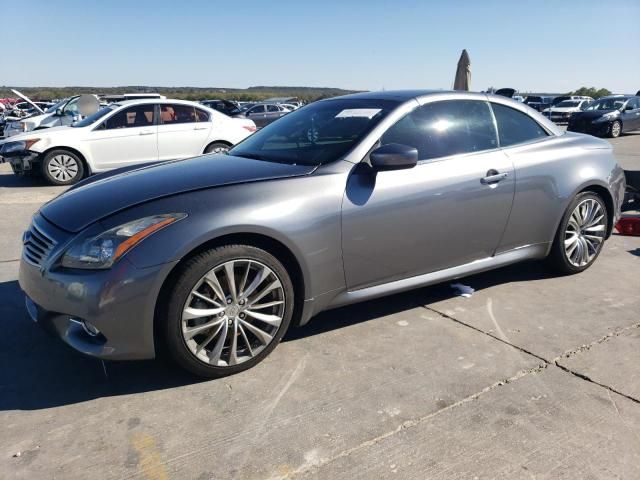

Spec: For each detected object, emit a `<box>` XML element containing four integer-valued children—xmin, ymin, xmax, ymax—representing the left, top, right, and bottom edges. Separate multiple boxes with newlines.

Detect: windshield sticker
<box><xmin>335</xmin><ymin>108</ymin><xmax>381</xmax><ymax>119</ymax></box>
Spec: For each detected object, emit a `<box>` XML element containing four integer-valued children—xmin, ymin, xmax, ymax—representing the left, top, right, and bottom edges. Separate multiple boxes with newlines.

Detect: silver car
<box><xmin>18</xmin><ymin>90</ymin><xmax>625</xmax><ymax>378</ymax></box>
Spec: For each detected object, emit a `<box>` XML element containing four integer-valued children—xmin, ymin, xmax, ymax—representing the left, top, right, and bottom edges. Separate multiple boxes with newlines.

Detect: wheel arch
<box><xmin>577</xmin><ymin>184</ymin><xmax>615</xmax><ymax>238</ymax></box>
<box><xmin>203</xmin><ymin>140</ymin><xmax>233</xmax><ymax>154</ymax></box>
<box><xmin>41</xmin><ymin>146</ymin><xmax>92</xmax><ymax>176</ymax></box>
<box><xmin>153</xmin><ymin>231</ymin><xmax>308</xmax><ymax>354</ymax></box>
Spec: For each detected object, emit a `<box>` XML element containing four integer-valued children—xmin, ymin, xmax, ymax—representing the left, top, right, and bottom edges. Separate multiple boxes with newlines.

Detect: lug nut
<box><xmin>226</xmin><ymin>298</ymin><xmax>232</xmax><ymax>304</ymax></box>
<box><xmin>239</xmin><ymin>313</ymin><xmax>246</xmax><ymax>319</ymax></box>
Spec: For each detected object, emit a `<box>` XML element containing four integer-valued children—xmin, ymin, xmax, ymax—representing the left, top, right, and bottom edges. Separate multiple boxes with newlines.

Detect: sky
<box><xmin>4</xmin><ymin>0</ymin><xmax>639</xmax><ymax>93</ymax></box>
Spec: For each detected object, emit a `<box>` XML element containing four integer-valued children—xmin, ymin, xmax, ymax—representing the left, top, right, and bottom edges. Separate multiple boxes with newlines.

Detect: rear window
<box><xmin>492</xmin><ymin>103</ymin><xmax>548</xmax><ymax>147</ymax></box>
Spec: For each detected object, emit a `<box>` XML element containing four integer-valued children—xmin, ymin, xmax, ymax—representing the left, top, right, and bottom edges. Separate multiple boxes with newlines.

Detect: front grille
<box><xmin>23</xmin><ymin>221</ymin><xmax>57</xmax><ymax>268</ymax></box>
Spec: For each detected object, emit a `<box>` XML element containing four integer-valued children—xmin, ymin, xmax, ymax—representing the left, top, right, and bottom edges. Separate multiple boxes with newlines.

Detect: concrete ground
<box><xmin>0</xmin><ymin>132</ymin><xmax>639</xmax><ymax>480</ymax></box>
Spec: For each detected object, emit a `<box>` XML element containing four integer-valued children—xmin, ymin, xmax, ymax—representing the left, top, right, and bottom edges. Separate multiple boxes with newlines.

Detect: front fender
<box><xmin>101</xmin><ymin>171</ymin><xmax>349</xmax><ymax>301</ymax></box>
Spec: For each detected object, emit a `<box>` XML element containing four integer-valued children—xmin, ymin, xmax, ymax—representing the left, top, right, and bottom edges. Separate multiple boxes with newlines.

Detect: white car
<box><xmin>0</xmin><ymin>99</ymin><xmax>256</xmax><ymax>185</ymax></box>
<box><xmin>542</xmin><ymin>99</ymin><xmax>592</xmax><ymax>123</ymax></box>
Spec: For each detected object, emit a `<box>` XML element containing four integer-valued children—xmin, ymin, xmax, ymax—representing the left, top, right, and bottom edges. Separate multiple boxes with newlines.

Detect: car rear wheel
<box><xmin>204</xmin><ymin>142</ymin><xmax>230</xmax><ymax>154</ymax></box>
<box><xmin>547</xmin><ymin>192</ymin><xmax>608</xmax><ymax>274</ymax></box>
<box><xmin>161</xmin><ymin>245</ymin><xmax>294</xmax><ymax>378</ymax></box>
<box><xmin>42</xmin><ymin>149</ymin><xmax>84</xmax><ymax>185</ymax></box>
<box><xmin>609</xmin><ymin>121</ymin><xmax>622</xmax><ymax>138</ymax></box>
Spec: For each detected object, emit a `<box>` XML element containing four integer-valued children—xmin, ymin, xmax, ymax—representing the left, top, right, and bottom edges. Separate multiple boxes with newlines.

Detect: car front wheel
<box><xmin>609</xmin><ymin>120</ymin><xmax>622</xmax><ymax>138</ymax></box>
<box><xmin>547</xmin><ymin>192</ymin><xmax>608</xmax><ymax>274</ymax></box>
<box><xmin>42</xmin><ymin>149</ymin><xmax>84</xmax><ymax>185</ymax></box>
<box><xmin>161</xmin><ymin>245</ymin><xmax>295</xmax><ymax>378</ymax></box>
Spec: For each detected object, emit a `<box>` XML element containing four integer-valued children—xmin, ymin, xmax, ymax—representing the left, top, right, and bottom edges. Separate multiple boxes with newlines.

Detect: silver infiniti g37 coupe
<box><xmin>19</xmin><ymin>90</ymin><xmax>626</xmax><ymax>377</ymax></box>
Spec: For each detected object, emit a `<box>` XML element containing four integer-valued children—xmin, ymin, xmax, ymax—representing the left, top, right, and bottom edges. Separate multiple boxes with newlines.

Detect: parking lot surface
<box><xmin>1</xmin><ymin>132</ymin><xmax>639</xmax><ymax>479</ymax></box>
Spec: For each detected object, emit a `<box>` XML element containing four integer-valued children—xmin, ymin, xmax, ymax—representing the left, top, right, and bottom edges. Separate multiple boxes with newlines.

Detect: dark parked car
<box><xmin>241</xmin><ymin>103</ymin><xmax>288</xmax><ymax>128</ymax></box>
<box><xmin>19</xmin><ymin>90</ymin><xmax>625</xmax><ymax>378</ymax></box>
<box><xmin>200</xmin><ymin>99</ymin><xmax>241</xmax><ymax>116</ymax></box>
<box><xmin>524</xmin><ymin>95</ymin><xmax>555</xmax><ymax>112</ymax></box>
<box><xmin>568</xmin><ymin>96</ymin><xmax>640</xmax><ymax>138</ymax></box>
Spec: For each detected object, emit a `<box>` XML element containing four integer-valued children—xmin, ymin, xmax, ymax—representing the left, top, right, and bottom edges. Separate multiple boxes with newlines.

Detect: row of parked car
<box><xmin>493</xmin><ymin>88</ymin><xmax>640</xmax><ymax>137</ymax></box>
<box><xmin>200</xmin><ymin>98</ymin><xmax>302</xmax><ymax>127</ymax></box>
<box><xmin>1</xmin><ymin>88</ymin><xmax>639</xmax><ymax>186</ymax></box>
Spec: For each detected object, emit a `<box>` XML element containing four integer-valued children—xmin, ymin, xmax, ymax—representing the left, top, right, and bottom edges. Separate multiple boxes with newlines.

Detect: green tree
<box><xmin>569</xmin><ymin>87</ymin><xmax>612</xmax><ymax>99</ymax></box>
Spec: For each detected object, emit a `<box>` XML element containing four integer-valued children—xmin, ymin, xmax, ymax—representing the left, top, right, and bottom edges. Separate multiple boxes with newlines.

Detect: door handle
<box><xmin>139</xmin><ymin>130</ymin><xmax>154</xmax><ymax>135</ymax></box>
<box><xmin>481</xmin><ymin>170</ymin><xmax>509</xmax><ymax>184</ymax></box>
<box><xmin>194</xmin><ymin>126</ymin><xmax>209</xmax><ymax>130</ymax></box>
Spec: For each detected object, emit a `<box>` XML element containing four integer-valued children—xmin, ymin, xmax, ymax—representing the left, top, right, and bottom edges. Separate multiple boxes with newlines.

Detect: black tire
<box><xmin>546</xmin><ymin>192</ymin><xmax>608</xmax><ymax>275</ymax></box>
<box><xmin>203</xmin><ymin>142</ymin><xmax>231</xmax><ymax>154</ymax></box>
<box><xmin>160</xmin><ymin>245</ymin><xmax>295</xmax><ymax>378</ymax></box>
<box><xmin>609</xmin><ymin>120</ymin><xmax>622</xmax><ymax>138</ymax></box>
<box><xmin>41</xmin><ymin>149</ymin><xmax>85</xmax><ymax>186</ymax></box>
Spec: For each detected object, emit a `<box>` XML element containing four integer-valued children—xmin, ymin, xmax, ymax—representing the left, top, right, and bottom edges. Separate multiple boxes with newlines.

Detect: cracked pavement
<box><xmin>1</xmin><ymin>132</ymin><xmax>639</xmax><ymax>479</ymax></box>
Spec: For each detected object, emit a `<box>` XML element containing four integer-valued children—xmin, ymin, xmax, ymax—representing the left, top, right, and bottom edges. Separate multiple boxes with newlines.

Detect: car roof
<box><xmin>114</xmin><ymin>98</ymin><xmax>209</xmax><ymax>107</ymax></box>
<box><xmin>326</xmin><ymin>89</ymin><xmax>448</xmax><ymax>102</ymax></box>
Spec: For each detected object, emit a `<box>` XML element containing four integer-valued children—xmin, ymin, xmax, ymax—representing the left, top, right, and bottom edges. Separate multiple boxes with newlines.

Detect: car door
<box><xmin>622</xmin><ymin>98</ymin><xmax>640</xmax><ymax>131</ymax></box>
<box><xmin>245</xmin><ymin>105</ymin><xmax>267</xmax><ymax>127</ymax></box>
<box><xmin>156</xmin><ymin>103</ymin><xmax>211</xmax><ymax>161</ymax></box>
<box><xmin>265</xmin><ymin>104</ymin><xmax>284</xmax><ymax>124</ymax></box>
<box><xmin>341</xmin><ymin>99</ymin><xmax>515</xmax><ymax>289</ymax></box>
<box><xmin>85</xmin><ymin>103</ymin><xmax>158</xmax><ymax>170</ymax></box>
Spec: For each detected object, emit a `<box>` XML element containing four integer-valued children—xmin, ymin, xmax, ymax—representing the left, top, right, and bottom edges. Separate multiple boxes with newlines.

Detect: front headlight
<box><xmin>594</xmin><ymin>112</ymin><xmax>618</xmax><ymax>123</ymax></box>
<box><xmin>0</xmin><ymin>138</ymin><xmax>41</xmax><ymax>154</ymax></box>
<box><xmin>61</xmin><ymin>213</ymin><xmax>186</xmax><ymax>269</ymax></box>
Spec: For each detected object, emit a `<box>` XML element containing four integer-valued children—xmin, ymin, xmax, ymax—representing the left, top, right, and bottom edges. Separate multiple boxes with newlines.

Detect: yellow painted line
<box><xmin>130</xmin><ymin>432</ymin><xmax>169</xmax><ymax>480</ymax></box>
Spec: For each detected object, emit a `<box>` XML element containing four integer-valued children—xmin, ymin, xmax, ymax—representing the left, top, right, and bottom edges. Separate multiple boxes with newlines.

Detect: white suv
<box><xmin>0</xmin><ymin>99</ymin><xmax>256</xmax><ymax>185</ymax></box>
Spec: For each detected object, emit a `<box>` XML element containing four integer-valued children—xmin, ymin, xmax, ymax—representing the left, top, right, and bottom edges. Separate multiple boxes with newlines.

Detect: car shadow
<box><xmin>285</xmin><ymin>260</ymin><xmax>554</xmax><ymax>340</ymax></box>
<box><xmin>0</xmin><ymin>261</ymin><xmax>553</xmax><ymax>411</ymax></box>
<box><xmin>0</xmin><ymin>172</ymin><xmax>53</xmax><ymax>188</ymax></box>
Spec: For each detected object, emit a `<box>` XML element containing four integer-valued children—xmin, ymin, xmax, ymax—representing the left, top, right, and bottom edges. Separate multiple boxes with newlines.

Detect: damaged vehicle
<box><xmin>2</xmin><ymin>90</ymin><xmax>100</xmax><ymax>138</ymax></box>
<box><xmin>0</xmin><ymin>99</ymin><xmax>256</xmax><ymax>185</ymax></box>
<box><xmin>18</xmin><ymin>90</ymin><xmax>625</xmax><ymax>377</ymax></box>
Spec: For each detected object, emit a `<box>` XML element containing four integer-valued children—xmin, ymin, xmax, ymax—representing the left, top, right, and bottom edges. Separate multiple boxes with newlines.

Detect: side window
<box><xmin>491</xmin><ymin>103</ymin><xmax>548</xmax><ymax>147</ymax></box>
<box><xmin>195</xmin><ymin>108</ymin><xmax>210</xmax><ymax>122</ymax></box>
<box><xmin>381</xmin><ymin>100</ymin><xmax>498</xmax><ymax>161</ymax></box>
<box><xmin>160</xmin><ymin>104</ymin><xmax>197</xmax><ymax>124</ymax></box>
<box><xmin>266</xmin><ymin>104</ymin><xmax>280</xmax><ymax>112</ymax></box>
<box><xmin>104</xmin><ymin>104</ymin><xmax>155</xmax><ymax>129</ymax></box>
<box><xmin>628</xmin><ymin>98</ymin><xmax>639</xmax><ymax>110</ymax></box>
<box><xmin>249</xmin><ymin>105</ymin><xmax>265</xmax><ymax>114</ymax></box>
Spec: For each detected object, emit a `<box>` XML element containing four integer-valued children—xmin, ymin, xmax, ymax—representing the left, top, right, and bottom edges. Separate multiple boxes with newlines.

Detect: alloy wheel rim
<box><xmin>612</xmin><ymin>122</ymin><xmax>621</xmax><ymax>137</ymax></box>
<box><xmin>212</xmin><ymin>146</ymin><xmax>228</xmax><ymax>154</ymax></box>
<box><xmin>48</xmin><ymin>154</ymin><xmax>79</xmax><ymax>182</ymax></box>
<box><xmin>564</xmin><ymin>198</ymin><xmax>606</xmax><ymax>267</ymax></box>
<box><xmin>181</xmin><ymin>259</ymin><xmax>285</xmax><ymax>367</ymax></box>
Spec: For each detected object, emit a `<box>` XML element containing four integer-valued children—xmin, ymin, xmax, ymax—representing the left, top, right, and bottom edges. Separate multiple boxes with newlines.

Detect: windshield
<box><xmin>556</xmin><ymin>101</ymin><xmax>580</xmax><ymax>108</ymax></box>
<box><xmin>72</xmin><ymin>105</ymin><xmax>116</xmax><ymax>127</ymax></box>
<box><xmin>583</xmin><ymin>98</ymin><xmax>627</xmax><ymax>111</ymax></box>
<box><xmin>229</xmin><ymin>99</ymin><xmax>397</xmax><ymax>166</ymax></box>
<box><xmin>44</xmin><ymin>99</ymin><xmax>67</xmax><ymax>114</ymax></box>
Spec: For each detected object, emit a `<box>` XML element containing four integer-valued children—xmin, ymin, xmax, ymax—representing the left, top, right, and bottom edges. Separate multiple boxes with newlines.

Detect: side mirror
<box><xmin>370</xmin><ymin>143</ymin><xmax>418</xmax><ymax>171</ymax></box>
<box><xmin>625</xmin><ymin>105</ymin><xmax>634</xmax><ymax>112</ymax></box>
<box><xmin>56</xmin><ymin>108</ymin><xmax>63</xmax><ymax>116</ymax></box>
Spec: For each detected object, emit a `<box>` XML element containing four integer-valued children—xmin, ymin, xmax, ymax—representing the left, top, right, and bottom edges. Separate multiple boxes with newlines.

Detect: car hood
<box><xmin>0</xmin><ymin>124</ymin><xmax>74</xmax><ymax>144</ymax></box>
<box><xmin>573</xmin><ymin>109</ymin><xmax>619</xmax><ymax>120</ymax></box>
<box><xmin>40</xmin><ymin>154</ymin><xmax>317</xmax><ymax>232</ymax></box>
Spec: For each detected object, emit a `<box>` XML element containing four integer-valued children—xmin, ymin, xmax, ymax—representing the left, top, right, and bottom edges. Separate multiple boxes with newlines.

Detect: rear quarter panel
<box><xmin>498</xmin><ymin>132</ymin><xmax>624</xmax><ymax>253</ymax></box>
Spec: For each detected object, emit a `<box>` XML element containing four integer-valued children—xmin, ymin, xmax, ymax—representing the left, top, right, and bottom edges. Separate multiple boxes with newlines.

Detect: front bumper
<box><xmin>1</xmin><ymin>151</ymin><xmax>40</xmax><ymax>174</ymax></box>
<box><xmin>548</xmin><ymin>113</ymin><xmax>573</xmax><ymax>123</ymax></box>
<box><xmin>18</xmin><ymin>214</ymin><xmax>177</xmax><ymax>360</ymax></box>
